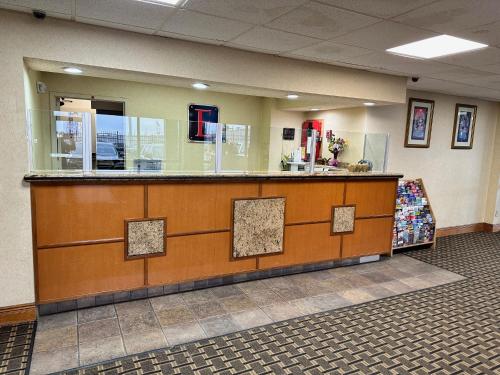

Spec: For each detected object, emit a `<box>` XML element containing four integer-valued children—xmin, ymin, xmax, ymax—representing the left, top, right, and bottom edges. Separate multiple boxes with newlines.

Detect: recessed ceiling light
<box><xmin>363</xmin><ymin>102</ymin><xmax>375</xmax><ymax>106</ymax></box>
<box><xmin>192</xmin><ymin>82</ymin><xmax>209</xmax><ymax>90</ymax></box>
<box><xmin>137</xmin><ymin>0</ymin><xmax>182</xmax><ymax>5</ymax></box>
<box><xmin>287</xmin><ymin>94</ymin><xmax>299</xmax><ymax>100</ymax></box>
<box><xmin>310</xmin><ymin>108</ymin><xmax>319</xmax><ymax>111</ymax></box>
<box><xmin>386</xmin><ymin>35</ymin><xmax>487</xmax><ymax>59</ymax></box>
<box><xmin>63</xmin><ymin>67</ymin><xmax>83</xmax><ymax>74</ymax></box>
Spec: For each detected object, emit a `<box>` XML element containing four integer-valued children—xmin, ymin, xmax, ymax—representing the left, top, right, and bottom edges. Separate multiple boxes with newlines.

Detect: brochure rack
<box><xmin>393</xmin><ymin>178</ymin><xmax>436</xmax><ymax>250</ymax></box>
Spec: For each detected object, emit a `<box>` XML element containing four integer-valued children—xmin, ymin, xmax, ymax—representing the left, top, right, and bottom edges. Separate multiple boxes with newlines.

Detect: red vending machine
<box><xmin>301</xmin><ymin>119</ymin><xmax>323</xmax><ymax>161</ymax></box>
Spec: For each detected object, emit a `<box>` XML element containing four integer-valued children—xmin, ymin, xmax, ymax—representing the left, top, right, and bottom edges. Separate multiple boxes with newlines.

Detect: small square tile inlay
<box><xmin>126</xmin><ymin>218</ymin><xmax>166</xmax><ymax>258</ymax></box>
<box><xmin>332</xmin><ymin>206</ymin><xmax>355</xmax><ymax>234</ymax></box>
<box><xmin>232</xmin><ymin>197</ymin><xmax>285</xmax><ymax>258</ymax></box>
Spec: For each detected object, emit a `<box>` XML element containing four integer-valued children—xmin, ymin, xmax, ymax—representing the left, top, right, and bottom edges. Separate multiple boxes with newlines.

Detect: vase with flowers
<box><xmin>328</xmin><ymin>134</ymin><xmax>347</xmax><ymax>167</ymax></box>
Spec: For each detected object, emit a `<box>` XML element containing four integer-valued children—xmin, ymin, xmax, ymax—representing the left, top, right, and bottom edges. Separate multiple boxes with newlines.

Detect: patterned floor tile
<box><xmin>54</xmin><ymin>232</ymin><xmax>499</xmax><ymax>374</ymax></box>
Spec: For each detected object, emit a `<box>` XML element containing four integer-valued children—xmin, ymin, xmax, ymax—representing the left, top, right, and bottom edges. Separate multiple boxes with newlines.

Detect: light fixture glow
<box><xmin>287</xmin><ymin>94</ymin><xmax>299</xmax><ymax>100</ymax></box>
<box><xmin>386</xmin><ymin>35</ymin><xmax>487</xmax><ymax>59</ymax></box>
<box><xmin>363</xmin><ymin>102</ymin><xmax>375</xmax><ymax>106</ymax></box>
<box><xmin>192</xmin><ymin>82</ymin><xmax>209</xmax><ymax>90</ymax></box>
<box><xmin>138</xmin><ymin>0</ymin><xmax>182</xmax><ymax>5</ymax></box>
<box><xmin>310</xmin><ymin>108</ymin><xmax>319</xmax><ymax>111</ymax></box>
<box><xmin>63</xmin><ymin>67</ymin><xmax>83</xmax><ymax>74</ymax></box>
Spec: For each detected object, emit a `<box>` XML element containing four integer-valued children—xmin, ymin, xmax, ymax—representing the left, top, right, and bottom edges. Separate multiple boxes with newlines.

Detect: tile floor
<box><xmin>30</xmin><ymin>254</ymin><xmax>464</xmax><ymax>374</ymax></box>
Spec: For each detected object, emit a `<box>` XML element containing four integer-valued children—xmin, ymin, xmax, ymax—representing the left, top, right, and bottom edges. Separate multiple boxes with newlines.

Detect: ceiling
<box><xmin>4</xmin><ymin>0</ymin><xmax>500</xmax><ymax>101</ymax></box>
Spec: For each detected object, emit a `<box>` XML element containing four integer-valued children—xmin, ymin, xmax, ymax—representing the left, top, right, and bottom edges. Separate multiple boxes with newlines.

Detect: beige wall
<box><xmin>484</xmin><ymin>111</ymin><xmax>500</xmax><ymax>225</ymax></box>
<box><xmin>266</xmin><ymin>99</ymin><xmax>304</xmax><ymax>171</ymax></box>
<box><xmin>307</xmin><ymin>107</ymin><xmax>367</xmax><ymax>164</ymax></box>
<box><xmin>366</xmin><ymin>90</ymin><xmax>499</xmax><ymax>228</ymax></box>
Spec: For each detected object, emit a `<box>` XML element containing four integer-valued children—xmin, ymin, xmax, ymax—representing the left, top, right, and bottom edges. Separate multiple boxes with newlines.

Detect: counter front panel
<box><xmin>30</xmin><ymin>174</ymin><xmax>399</xmax><ymax>304</ymax></box>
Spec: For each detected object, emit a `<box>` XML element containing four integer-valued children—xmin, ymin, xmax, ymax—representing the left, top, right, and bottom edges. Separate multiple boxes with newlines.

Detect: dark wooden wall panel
<box><xmin>34</xmin><ymin>185</ymin><xmax>144</xmax><ymax>246</ymax></box>
<box><xmin>261</xmin><ymin>182</ymin><xmax>344</xmax><ymax>223</ymax></box>
<box><xmin>342</xmin><ymin>217</ymin><xmax>393</xmax><ymax>258</ymax></box>
<box><xmin>37</xmin><ymin>243</ymin><xmax>144</xmax><ymax>303</ymax></box>
<box><xmin>148</xmin><ymin>183</ymin><xmax>259</xmax><ymax>234</ymax></box>
<box><xmin>148</xmin><ymin>232</ymin><xmax>256</xmax><ymax>285</ymax></box>
<box><xmin>259</xmin><ymin>223</ymin><xmax>341</xmax><ymax>269</ymax></box>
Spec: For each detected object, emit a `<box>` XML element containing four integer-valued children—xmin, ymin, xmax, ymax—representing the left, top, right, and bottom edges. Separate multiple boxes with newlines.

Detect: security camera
<box><xmin>411</xmin><ymin>76</ymin><xmax>420</xmax><ymax>83</ymax></box>
<box><xmin>32</xmin><ymin>10</ymin><xmax>46</xmax><ymax>20</ymax></box>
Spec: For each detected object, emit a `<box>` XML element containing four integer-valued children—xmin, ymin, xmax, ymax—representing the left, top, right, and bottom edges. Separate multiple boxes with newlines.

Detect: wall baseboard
<box><xmin>0</xmin><ymin>303</ymin><xmax>36</xmax><ymax>325</ymax></box>
<box><xmin>484</xmin><ymin>223</ymin><xmax>500</xmax><ymax>233</ymax></box>
<box><xmin>436</xmin><ymin>223</ymin><xmax>486</xmax><ymax>237</ymax></box>
<box><xmin>436</xmin><ymin>222</ymin><xmax>500</xmax><ymax>237</ymax></box>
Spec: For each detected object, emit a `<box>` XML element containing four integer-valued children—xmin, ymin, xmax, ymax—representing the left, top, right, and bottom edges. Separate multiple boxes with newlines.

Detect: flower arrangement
<box><xmin>327</xmin><ymin>134</ymin><xmax>348</xmax><ymax>166</ymax></box>
<box><xmin>328</xmin><ymin>135</ymin><xmax>347</xmax><ymax>154</ymax></box>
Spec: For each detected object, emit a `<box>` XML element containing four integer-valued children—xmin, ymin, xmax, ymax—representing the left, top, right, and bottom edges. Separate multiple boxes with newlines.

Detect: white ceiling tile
<box><xmin>0</xmin><ymin>0</ymin><xmax>73</xmax><ymax>16</ymax></box>
<box><xmin>266</xmin><ymin>2</ymin><xmax>378</xmax><ymax>40</ymax></box>
<box><xmin>332</xmin><ymin>21</ymin><xmax>437</xmax><ymax>51</ymax></box>
<box><xmin>157</xmin><ymin>30</ymin><xmax>223</xmax><ymax>46</ymax></box>
<box><xmin>76</xmin><ymin>0</ymin><xmax>176</xmax><ymax>30</ymax></box>
<box><xmin>425</xmin><ymin>67</ymin><xmax>494</xmax><ymax>81</ymax></box>
<box><xmin>286</xmin><ymin>41</ymin><xmax>372</xmax><ymax>62</ymax></box>
<box><xmin>161</xmin><ymin>9</ymin><xmax>253</xmax><ymax>42</ymax></box>
<box><xmin>394</xmin><ymin>0</ymin><xmax>500</xmax><ymax>35</ymax></box>
<box><xmin>339</xmin><ymin>52</ymin><xmax>452</xmax><ymax>75</ymax></box>
<box><xmin>184</xmin><ymin>0</ymin><xmax>307</xmax><ymax>25</ymax></box>
<box><xmin>435</xmin><ymin>47</ymin><xmax>500</xmax><ymax>67</ymax></box>
<box><xmin>223</xmin><ymin>42</ymin><xmax>280</xmax><ymax>55</ymax></box>
<box><xmin>458</xmin><ymin>21</ymin><xmax>500</xmax><ymax>47</ymax></box>
<box><xmin>315</xmin><ymin>0</ymin><xmax>437</xmax><ymax>19</ymax></box>
<box><xmin>475</xmin><ymin>63</ymin><xmax>500</xmax><ymax>74</ymax></box>
<box><xmin>228</xmin><ymin>26</ymin><xmax>320</xmax><ymax>53</ymax></box>
<box><xmin>74</xmin><ymin>17</ymin><xmax>157</xmax><ymax>35</ymax></box>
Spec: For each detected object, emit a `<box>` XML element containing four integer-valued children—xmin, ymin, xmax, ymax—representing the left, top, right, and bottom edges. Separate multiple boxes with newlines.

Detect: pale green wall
<box><xmin>33</xmin><ymin>72</ymin><xmax>272</xmax><ymax>172</ymax></box>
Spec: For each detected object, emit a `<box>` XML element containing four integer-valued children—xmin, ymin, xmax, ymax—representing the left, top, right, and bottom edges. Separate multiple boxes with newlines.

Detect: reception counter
<box><xmin>25</xmin><ymin>171</ymin><xmax>402</xmax><ymax>311</ymax></box>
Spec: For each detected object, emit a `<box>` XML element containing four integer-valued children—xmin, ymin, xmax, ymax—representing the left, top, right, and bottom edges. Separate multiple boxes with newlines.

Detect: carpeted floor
<box><xmin>0</xmin><ymin>321</ymin><xmax>36</xmax><ymax>375</ymax></box>
<box><xmin>53</xmin><ymin>232</ymin><xmax>499</xmax><ymax>375</ymax></box>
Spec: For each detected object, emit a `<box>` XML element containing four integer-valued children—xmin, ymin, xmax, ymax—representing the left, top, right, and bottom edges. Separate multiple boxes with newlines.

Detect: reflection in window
<box><xmin>53</xmin><ymin>111</ymin><xmax>84</xmax><ymax>170</ymax></box>
<box><xmin>95</xmin><ymin>114</ymin><xmax>126</xmax><ymax>170</ymax></box>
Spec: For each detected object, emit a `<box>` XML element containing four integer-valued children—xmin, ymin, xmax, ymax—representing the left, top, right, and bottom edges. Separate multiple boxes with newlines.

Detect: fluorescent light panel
<box><xmin>137</xmin><ymin>0</ymin><xmax>182</xmax><ymax>5</ymax></box>
<box><xmin>387</xmin><ymin>35</ymin><xmax>487</xmax><ymax>59</ymax></box>
<box><xmin>63</xmin><ymin>67</ymin><xmax>82</xmax><ymax>74</ymax></box>
<box><xmin>287</xmin><ymin>94</ymin><xmax>299</xmax><ymax>99</ymax></box>
<box><xmin>192</xmin><ymin>82</ymin><xmax>209</xmax><ymax>89</ymax></box>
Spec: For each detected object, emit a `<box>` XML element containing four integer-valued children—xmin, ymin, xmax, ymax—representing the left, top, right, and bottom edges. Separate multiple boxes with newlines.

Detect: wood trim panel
<box><xmin>484</xmin><ymin>223</ymin><xmax>500</xmax><ymax>233</ymax></box>
<box><xmin>261</xmin><ymin>181</ymin><xmax>344</xmax><ymax>224</ymax></box>
<box><xmin>436</xmin><ymin>223</ymin><xmax>486</xmax><ymax>237</ymax></box>
<box><xmin>345</xmin><ymin>180</ymin><xmax>396</xmax><ymax>218</ymax></box>
<box><xmin>38</xmin><ymin>238</ymin><xmax>124</xmax><ymax>250</ymax></box>
<box><xmin>33</xmin><ymin>185</ymin><xmax>144</xmax><ymax>246</ymax></box>
<box><xmin>37</xmin><ymin>243</ymin><xmax>144</xmax><ymax>303</ymax></box>
<box><xmin>148</xmin><ymin>232</ymin><xmax>257</xmax><ymax>286</ymax></box>
<box><xmin>342</xmin><ymin>217</ymin><xmax>393</xmax><ymax>258</ymax></box>
<box><xmin>259</xmin><ymin>223</ymin><xmax>341</xmax><ymax>269</ymax></box>
<box><xmin>148</xmin><ymin>183</ymin><xmax>259</xmax><ymax>234</ymax></box>
<box><xmin>0</xmin><ymin>303</ymin><xmax>36</xmax><ymax>325</ymax></box>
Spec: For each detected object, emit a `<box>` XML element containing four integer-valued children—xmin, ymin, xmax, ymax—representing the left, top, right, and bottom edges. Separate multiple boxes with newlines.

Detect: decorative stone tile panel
<box><xmin>232</xmin><ymin>197</ymin><xmax>285</xmax><ymax>258</ymax></box>
<box><xmin>125</xmin><ymin>218</ymin><xmax>166</xmax><ymax>259</ymax></box>
<box><xmin>332</xmin><ymin>205</ymin><xmax>356</xmax><ymax>234</ymax></box>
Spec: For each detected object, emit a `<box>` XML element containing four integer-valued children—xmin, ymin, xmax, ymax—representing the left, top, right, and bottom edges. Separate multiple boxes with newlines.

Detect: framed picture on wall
<box><xmin>404</xmin><ymin>98</ymin><xmax>434</xmax><ymax>148</ymax></box>
<box><xmin>451</xmin><ymin>104</ymin><xmax>477</xmax><ymax>149</ymax></box>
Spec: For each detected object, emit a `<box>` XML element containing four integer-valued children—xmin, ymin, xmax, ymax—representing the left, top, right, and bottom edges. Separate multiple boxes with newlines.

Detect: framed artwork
<box><xmin>404</xmin><ymin>98</ymin><xmax>434</xmax><ymax>148</ymax></box>
<box><xmin>451</xmin><ymin>104</ymin><xmax>477</xmax><ymax>149</ymax></box>
<box><xmin>282</xmin><ymin>128</ymin><xmax>295</xmax><ymax>140</ymax></box>
<box><xmin>188</xmin><ymin>103</ymin><xmax>220</xmax><ymax>143</ymax></box>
